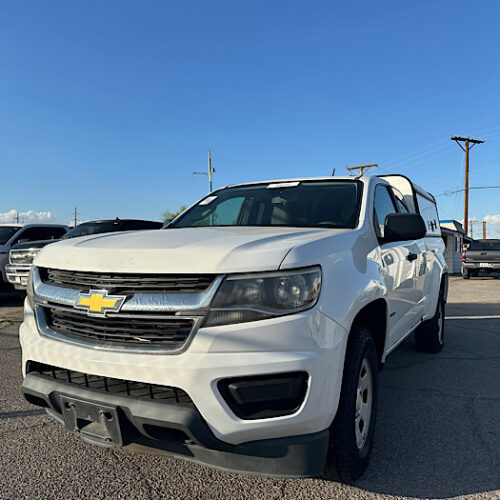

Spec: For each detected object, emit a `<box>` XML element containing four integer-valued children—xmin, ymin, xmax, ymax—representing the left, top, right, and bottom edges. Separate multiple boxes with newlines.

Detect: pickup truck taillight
<box><xmin>462</xmin><ymin>252</ymin><xmax>466</xmax><ymax>262</ymax></box>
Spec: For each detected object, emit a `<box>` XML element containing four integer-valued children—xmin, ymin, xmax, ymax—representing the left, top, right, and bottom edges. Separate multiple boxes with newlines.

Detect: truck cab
<box><xmin>5</xmin><ymin>219</ymin><xmax>163</xmax><ymax>291</ymax></box>
<box><xmin>0</xmin><ymin>224</ymin><xmax>68</xmax><ymax>289</ymax></box>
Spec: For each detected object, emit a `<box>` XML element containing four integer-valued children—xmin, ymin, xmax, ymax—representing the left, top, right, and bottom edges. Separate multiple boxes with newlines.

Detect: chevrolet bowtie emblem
<box><xmin>75</xmin><ymin>290</ymin><xmax>126</xmax><ymax>317</ymax></box>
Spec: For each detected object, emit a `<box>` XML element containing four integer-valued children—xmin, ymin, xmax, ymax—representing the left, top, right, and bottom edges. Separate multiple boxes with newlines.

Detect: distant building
<box><xmin>440</xmin><ymin>220</ymin><xmax>472</xmax><ymax>274</ymax></box>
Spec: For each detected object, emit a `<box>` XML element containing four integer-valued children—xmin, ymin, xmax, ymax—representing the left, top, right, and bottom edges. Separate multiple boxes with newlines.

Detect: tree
<box><xmin>162</xmin><ymin>205</ymin><xmax>187</xmax><ymax>222</ymax></box>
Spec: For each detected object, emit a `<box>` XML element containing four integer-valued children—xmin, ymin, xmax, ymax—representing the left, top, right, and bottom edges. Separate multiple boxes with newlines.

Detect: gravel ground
<box><xmin>0</xmin><ymin>277</ymin><xmax>499</xmax><ymax>500</ymax></box>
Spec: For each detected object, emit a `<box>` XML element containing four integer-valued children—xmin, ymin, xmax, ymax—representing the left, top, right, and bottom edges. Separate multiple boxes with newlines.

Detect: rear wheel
<box><xmin>415</xmin><ymin>292</ymin><xmax>445</xmax><ymax>353</ymax></box>
<box><xmin>462</xmin><ymin>269</ymin><xmax>470</xmax><ymax>279</ymax></box>
<box><xmin>324</xmin><ymin>326</ymin><xmax>378</xmax><ymax>483</ymax></box>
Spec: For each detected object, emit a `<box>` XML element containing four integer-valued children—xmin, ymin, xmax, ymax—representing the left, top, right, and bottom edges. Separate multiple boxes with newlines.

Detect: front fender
<box><xmin>280</xmin><ymin>230</ymin><xmax>387</xmax><ymax>333</ymax></box>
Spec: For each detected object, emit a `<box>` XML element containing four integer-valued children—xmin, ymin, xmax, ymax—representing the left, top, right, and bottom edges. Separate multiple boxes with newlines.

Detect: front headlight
<box><xmin>204</xmin><ymin>266</ymin><xmax>321</xmax><ymax>327</ymax></box>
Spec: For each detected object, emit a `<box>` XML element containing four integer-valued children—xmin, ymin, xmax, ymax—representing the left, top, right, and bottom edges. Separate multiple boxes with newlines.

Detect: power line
<box><xmin>435</xmin><ymin>186</ymin><xmax>500</xmax><ymax>197</ymax></box>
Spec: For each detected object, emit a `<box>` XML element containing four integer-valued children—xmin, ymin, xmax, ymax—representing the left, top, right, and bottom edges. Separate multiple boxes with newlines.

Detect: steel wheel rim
<box><xmin>355</xmin><ymin>358</ymin><xmax>373</xmax><ymax>450</ymax></box>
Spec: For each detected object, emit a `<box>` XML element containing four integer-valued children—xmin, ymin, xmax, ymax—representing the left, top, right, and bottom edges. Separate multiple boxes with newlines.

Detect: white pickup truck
<box><xmin>21</xmin><ymin>175</ymin><xmax>447</xmax><ymax>482</ymax></box>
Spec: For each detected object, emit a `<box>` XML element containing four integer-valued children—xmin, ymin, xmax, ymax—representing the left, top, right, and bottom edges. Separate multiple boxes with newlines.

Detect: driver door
<box><xmin>374</xmin><ymin>185</ymin><xmax>423</xmax><ymax>349</ymax></box>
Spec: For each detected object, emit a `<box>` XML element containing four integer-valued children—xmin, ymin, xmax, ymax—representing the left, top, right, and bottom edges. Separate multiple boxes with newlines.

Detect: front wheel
<box><xmin>324</xmin><ymin>326</ymin><xmax>378</xmax><ymax>483</ymax></box>
<box><xmin>414</xmin><ymin>292</ymin><xmax>445</xmax><ymax>353</ymax></box>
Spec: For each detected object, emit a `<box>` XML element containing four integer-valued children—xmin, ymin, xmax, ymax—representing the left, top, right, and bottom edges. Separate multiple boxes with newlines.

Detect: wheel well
<box><xmin>351</xmin><ymin>299</ymin><xmax>387</xmax><ymax>365</ymax></box>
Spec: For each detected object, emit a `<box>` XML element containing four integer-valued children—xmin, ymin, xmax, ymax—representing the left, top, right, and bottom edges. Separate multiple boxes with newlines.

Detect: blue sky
<box><xmin>1</xmin><ymin>1</ymin><xmax>500</xmax><ymax>236</ymax></box>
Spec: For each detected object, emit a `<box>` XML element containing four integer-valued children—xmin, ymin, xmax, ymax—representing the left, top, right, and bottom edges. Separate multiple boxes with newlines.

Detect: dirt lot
<box><xmin>0</xmin><ymin>277</ymin><xmax>499</xmax><ymax>500</ymax></box>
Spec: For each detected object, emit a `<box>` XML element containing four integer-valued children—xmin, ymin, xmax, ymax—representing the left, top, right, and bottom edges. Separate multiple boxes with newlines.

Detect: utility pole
<box><xmin>74</xmin><ymin>207</ymin><xmax>77</xmax><ymax>227</ymax></box>
<box><xmin>451</xmin><ymin>136</ymin><xmax>485</xmax><ymax>236</ymax></box>
<box><xmin>193</xmin><ymin>149</ymin><xmax>216</xmax><ymax>192</ymax></box>
<box><xmin>208</xmin><ymin>149</ymin><xmax>215</xmax><ymax>192</ymax></box>
<box><xmin>483</xmin><ymin>221</ymin><xmax>487</xmax><ymax>239</ymax></box>
<box><xmin>346</xmin><ymin>163</ymin><xmax>377</xmax><ymax>176</ymax></box>
<box><xmin>16</xmin><ymin>212</ymin><xmax>19</xmax><ymax>223</ymax></box>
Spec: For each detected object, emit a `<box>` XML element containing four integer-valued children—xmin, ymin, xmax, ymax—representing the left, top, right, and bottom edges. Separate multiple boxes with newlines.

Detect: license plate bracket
<box><xmin>60</xmin><ymin>395</ymin><xmax>122</xmax><ymax>446</ymax></box>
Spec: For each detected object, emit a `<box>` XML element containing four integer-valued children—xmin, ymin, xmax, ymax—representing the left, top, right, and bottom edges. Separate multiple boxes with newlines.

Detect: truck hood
<box><xmin>11</xmin><ymin>239</ymin><xmax>61</xmax><ymax>251</ymax></box>
<box><xmin>35</xmin><ymin>226</ymin><xmax>349</xmax><ymax>274</ymax></box>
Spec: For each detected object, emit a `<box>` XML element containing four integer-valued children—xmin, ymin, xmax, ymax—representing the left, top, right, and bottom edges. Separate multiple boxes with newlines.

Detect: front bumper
<box><xmin>22</xmin><ymin>371</ymin><xmax>328</xmax><ymax>477</ymax></box>
<box><xmin>5</xmin><ymin>264</ymin><xmax>31</xmax><ymax>290</ymax></box>
<box><xmin>20</xmin><ymin>300</ymin><xmax>347</xmax><ymax>475</ymax></box>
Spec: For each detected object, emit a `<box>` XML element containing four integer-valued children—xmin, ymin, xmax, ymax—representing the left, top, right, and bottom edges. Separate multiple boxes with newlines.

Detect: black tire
<box><xmin>414</xmin><ymin>292</ymin><xmax>445</xmax><ymax>353</ymax></box>
<box><xmin>324</xmin><ymin>326</ymin><xmax>378</xmax><ymax>483</ymax></box>
<box><xmin>462</xmin><ymin>269</ymin><xmax>470</xmax><ymax>279</ymax></box>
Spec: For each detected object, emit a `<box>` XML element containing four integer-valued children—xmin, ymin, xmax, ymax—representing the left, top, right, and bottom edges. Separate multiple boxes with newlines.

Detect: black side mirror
<box><xmin>383</xmin><ymin>213</ymin><xmax>426</xmax><ymax>243</ymax></box>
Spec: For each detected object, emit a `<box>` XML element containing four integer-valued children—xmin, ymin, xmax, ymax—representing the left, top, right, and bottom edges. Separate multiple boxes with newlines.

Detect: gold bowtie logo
<box><xmin>75</xmin><ymin>290</ymin><xmax>126</xmax><ymax>317</ymax></box>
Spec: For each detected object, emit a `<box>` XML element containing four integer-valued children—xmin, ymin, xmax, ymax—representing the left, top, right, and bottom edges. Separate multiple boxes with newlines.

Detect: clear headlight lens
<box><xmin>204</xmin><ymin>266</ymin><xmax>321</xmax><ymax>327</ymax></box>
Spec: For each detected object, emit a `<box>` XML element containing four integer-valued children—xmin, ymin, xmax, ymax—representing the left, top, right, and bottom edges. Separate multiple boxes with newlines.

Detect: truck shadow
<box><xmin>0</xmin><ymin>290</ymin><xmax>24</xmax><ymax>308</ymax></box>
<box><xmin>353</xmin><ymin>302</ymin><xmax>500</xmax><ymax>498</ymax></box>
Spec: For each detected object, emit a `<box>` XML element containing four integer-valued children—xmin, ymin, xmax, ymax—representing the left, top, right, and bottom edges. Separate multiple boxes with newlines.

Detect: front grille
<box><xmin>44</xmin><ymin>307</ymin><xmax>195</xmax><ymax>349</ymax></box>
<box><xmin>10</xmin><ymin>250</ymin><xmax>38</xmax><ymax>265</ymax></box>
<box><xmin>27</xmin><ymin>362</ymin><xmax>193</xmax><ymax>404</ymax></box>
<box><xmin>39</xmin><ymin>268</ymin><xmax>216</xmax><ymax>294</ymax></box>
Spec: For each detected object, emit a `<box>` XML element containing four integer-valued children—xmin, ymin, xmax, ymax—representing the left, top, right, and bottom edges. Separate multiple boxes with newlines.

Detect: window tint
<box><xmin>171</xmin><ymin>181</ymin><xmax>363</xmax><ymax>229</ymax></box>
<box><xmin>121</xmin><ymin>221</ymin><xmax>163</xmax><ymax>230</ymax></box>
<box><xmin>63</xmin><ymin>222</ymin><xmax>120</xmax><ymax>238</ymax></box>
<box><xmin>38</xmin><ymin>227</ymin><xmax>67</xmax><ymax>240</ymax></box>
<box><xmin>468</xmin><ymin>240</ymin><xmax>500</xmax><ymax>251</ymax></box>
<box><xmin>374</xmin><ymin>185</ymin><xmax>397</xmax><ymax>238</ymax></box>
<box><xmin>0</xmin><ymin>227</ymin><xmax>20</xmax><ymax>245</ymax></box>
<box><xmin>13</xmin><ymin>227</ymin><xmax>65</xmax><ymax>244</ymax></box>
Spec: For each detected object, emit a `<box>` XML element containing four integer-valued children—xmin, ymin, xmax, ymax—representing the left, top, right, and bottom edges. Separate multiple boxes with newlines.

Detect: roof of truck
<box><xmin>223</xmin><ymin>176</ymin><xmax>360</xmax><ymax>188</ymax></box>
<box><xmin>221</xmin><ymin>175</ymin><xmax>436</xmax><ymax>203</ymax></box>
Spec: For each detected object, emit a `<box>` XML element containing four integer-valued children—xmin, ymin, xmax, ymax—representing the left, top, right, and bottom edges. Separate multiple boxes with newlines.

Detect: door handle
<box><xmin>406</xmin><ymin>252</ymin><xmax>418</xmax><ymax>262</ymax></box>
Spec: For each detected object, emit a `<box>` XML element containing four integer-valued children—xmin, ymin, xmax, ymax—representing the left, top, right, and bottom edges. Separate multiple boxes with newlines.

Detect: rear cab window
<box><xmin>468</xmin><ymin>240</ymin><xmax>500</xmax><ymax>251</ymax></box>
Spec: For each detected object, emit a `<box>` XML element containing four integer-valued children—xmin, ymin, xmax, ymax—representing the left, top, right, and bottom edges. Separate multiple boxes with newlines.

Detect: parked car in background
<box><xmin>1</xmin><ymin>224</ymin><xmax>68</xmax><ymax>289</ymax></box>
<box><xmin>5</xmin><ymin>219</ymin><xmax>163</xmax><ymax>290</ymax></box>
<box><xmin>21</xmin><ymin>175</ymin><xmax>446</xmax><ymax>482</ymax></box>
<box><xmin>462</xmin><ymin>239</ymin><xmax>500</xmax><ymax>278</ymax></box>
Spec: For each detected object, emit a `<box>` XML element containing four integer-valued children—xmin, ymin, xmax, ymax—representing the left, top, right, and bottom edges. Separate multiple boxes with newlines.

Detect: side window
<box><xmin>374</xmin><ymin>185</ymin><xmax>397</xmax><ymax>238</ymax></box>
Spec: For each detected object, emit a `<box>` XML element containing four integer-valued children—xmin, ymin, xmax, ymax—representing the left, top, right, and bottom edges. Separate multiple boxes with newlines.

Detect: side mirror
<box><xmin>383</xmin><ymin>213</ymin><xmax>426</xmax><ymax>243</ymax></box>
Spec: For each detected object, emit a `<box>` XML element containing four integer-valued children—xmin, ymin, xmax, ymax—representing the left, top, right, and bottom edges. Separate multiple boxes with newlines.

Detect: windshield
<box><xmin>62</xmin><ymin>222</ymin><xmax>121</xmax><ymax>239</ymax></box>
<box><xmin>0</xmin><ymin>227</ymin><xmax>20</xmax><ymax>245</ymax></box>
<box><xmin>170</xmin><ymin>180</ymin><xmax>363</xmax><ymax>229</ymax></box>
<box><xmin>468</xmin><ymin>240</ymin><xmax>500</xmax><ymax>251</ymax></box>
